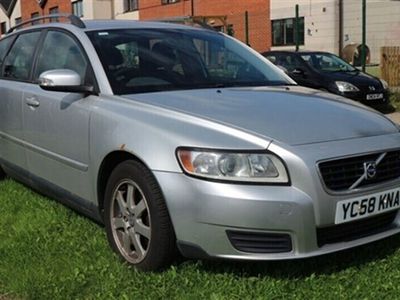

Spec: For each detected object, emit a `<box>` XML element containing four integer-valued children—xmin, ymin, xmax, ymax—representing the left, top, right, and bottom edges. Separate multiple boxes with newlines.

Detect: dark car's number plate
<box><xmin>366</xmin><ymin>93</ymin><xmax>384</xmax><ymax>100</ymax></box>
<box><xmin>335</xmin><ymin>187</ymin><xmax>400</xmax><ymax>224</ymax></box>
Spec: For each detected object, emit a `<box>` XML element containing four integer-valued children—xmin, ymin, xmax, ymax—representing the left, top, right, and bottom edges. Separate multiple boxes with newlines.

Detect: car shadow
<box><xmin>375</xmin><ymin>104</ymin><xmax>396</xmax><ymax>114</ymax></box>
<box><xmin>188</xmin><ymin>234</ymin><xmax>400</xmax><ymax>279</ymax></box>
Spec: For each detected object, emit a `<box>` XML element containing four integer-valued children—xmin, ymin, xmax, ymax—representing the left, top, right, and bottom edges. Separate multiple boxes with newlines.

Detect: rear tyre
<box><xmin>104</xmin><ymin>160</ymin><xmax>176</xmax><ymax>271</ymax></box>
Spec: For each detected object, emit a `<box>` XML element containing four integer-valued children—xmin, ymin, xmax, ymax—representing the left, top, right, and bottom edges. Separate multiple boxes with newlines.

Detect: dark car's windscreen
<box><xmin>300</xmin><ymin>53</ymin><xmax>357</xmax><ymax>73</ymax></box>
<box><xmin>87</xmin><ymin>28</ymin><xmax>292</xmax><ymax>94</ymax></box>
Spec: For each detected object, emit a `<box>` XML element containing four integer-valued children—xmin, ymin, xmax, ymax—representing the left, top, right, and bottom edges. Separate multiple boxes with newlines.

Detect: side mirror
<box><xmin>39</xmin><ymin>69</ymin><xmax>94</xmax><ymax>94</ymax></box>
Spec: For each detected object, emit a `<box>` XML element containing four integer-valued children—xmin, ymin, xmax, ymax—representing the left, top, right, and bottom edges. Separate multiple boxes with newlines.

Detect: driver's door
<box><xmin>23</xmin><ymin>29</ymin><xmax>95</xmax><ymax>201</ymax></box>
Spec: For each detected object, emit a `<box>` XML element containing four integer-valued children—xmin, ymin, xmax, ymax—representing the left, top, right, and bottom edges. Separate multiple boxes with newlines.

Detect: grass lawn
<box><xmin>2</xmin><ymin>179</ymin><xmax>400</xmax><ymax>299</ymax></box>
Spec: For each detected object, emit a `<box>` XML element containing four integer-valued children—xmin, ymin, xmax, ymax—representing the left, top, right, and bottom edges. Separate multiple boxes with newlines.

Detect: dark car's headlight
<box><xmin>380</xmin><ymin>79</ymin><xmax>389</xmax><ymax>90</ymax></box>
<box><xmin>335</xmin><ymin>81</ymin><xmax>360</xmax><ymax>92</ymax></box>
<box><xmin>176</xmin><ymin>148</ymin><xmax>289</xmax><ymax>183</ymax></box>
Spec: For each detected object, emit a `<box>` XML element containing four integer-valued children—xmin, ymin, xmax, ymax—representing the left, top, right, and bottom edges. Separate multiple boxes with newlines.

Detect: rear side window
<box><xmin>34</xmin><ymin>30</ymin><xmax>88</xmax><ymax>83</ymax></box>
<box><xmin>0</xmin><ymin>37</ymin><xmax>13</xmax><ymax>68</ymax></box>
<box><xmin>2</xmin><ymin>31</ymin><xmax>41</xmax><ymax>81</ymax></box>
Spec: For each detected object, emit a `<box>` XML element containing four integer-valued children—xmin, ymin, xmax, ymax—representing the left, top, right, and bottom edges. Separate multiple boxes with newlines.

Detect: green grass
<box><xmin>2</xmin><ymin>179</ymin><xmax>400</xmax><ymax>299</ymax></box>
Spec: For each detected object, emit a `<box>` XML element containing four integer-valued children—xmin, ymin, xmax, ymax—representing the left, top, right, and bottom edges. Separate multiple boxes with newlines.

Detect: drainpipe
<box><xmin>111</xmin><ymin>0</ymin><xmax>115</xmax><ymax>19</ymax></box>
<box><xmin>338</xmin><ymin>0</ymin><xmax>343</xmax><ymax>57</ymax></box>
<box><xmin>191</xmin><ymin>0</ymin><xmax>194</xmax><ymax>16</ymax></box>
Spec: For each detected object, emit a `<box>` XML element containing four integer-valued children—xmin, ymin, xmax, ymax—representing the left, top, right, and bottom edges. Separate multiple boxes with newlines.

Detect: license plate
<box><xmin>366</xmin><ymin>93</ymin><xmax>383</xmax><ymax>100</ymax></box>
<box><xmin>335</xmin><ymin>187</ymin><xmax>400</xmax><ymax>224</ymax></box>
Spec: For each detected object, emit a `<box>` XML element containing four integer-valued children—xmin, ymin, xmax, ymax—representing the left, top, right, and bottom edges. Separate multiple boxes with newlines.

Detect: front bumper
<box><xmin>155</xmin><ymin>171</ymin><xmax>400</xmax><ymax>260</ymax></box>
<box><xmin>154</xmin><ymin>133</ymin><xmax>400</xmax><ymax>261</ymax></box>
<box><xmin>336</xmin><ymin>89</ymin><xmax>389</xmax><ymax>106</ymax></box>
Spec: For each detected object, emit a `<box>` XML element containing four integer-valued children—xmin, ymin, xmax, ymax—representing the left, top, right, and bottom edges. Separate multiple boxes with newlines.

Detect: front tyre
<box><xmin>0</xmin><ymin>165</ymin><xmax>5</xmax><ymax>180</ymax></box>
<box><xmin>104</xmin><ymin>160</ymin><xmax>176</xmax><ymax>271</ymax></box>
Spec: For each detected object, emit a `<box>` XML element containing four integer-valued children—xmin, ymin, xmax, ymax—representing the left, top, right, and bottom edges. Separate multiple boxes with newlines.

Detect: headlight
<box><xmin>335</xmin><ymin>81</ymin><xmax>359</xmax><ymax>92</ymax></box>
<box><xmin>176</xmin><ymin>148</ymin><xmax>289</xmax><ymax>183</ymax></box>
<box><xmin>380</xmin><ymin>79</ymin><xmax>389</xmax><ymax>90</ymax></box>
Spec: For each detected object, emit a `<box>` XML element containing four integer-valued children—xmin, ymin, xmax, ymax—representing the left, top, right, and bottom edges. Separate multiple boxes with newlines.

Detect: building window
<box><xmin>0</xmin><ymin>22</ymin><xmax>6</xmax><ymax>35</ymax></box>
<box><xmin>272</xmin><ymin>17</ymin><xmax>304</xmax><ymax>46</ymax></box>
<box><xmin>31</xmin><ymin>12</ymin><xmax>40</xmax><ymax>25</ymax></box>
<box><xmin>72</xmin><ymin>0</ymin><xmax>84</xmax><ymax>17</ymax></box>
<box><xmin>162</xmin><ymin>0</ymin><xmax>180</xmax><ymax>4</ymax></box>
<box><xmin>15</xmin><ymin>17</ymin><xmax>22</xmax><ymax>26</ymax></box>
<box><xmin>124</xmin><ymin>0</ymin><xmax>139</xmax><ymax>12</ymax></box>
<box><xmin>49</xmin><ymin>7</ymin><xmax>59</xmax><ymax>22</ymax></box>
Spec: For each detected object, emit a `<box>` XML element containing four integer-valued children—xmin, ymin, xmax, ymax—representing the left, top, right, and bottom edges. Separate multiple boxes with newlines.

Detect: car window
<box><xmin>265</xmin><ymin>55</ymin><xmax>277</xmax><ymax>64</ymax></box>
<box><xmin>275</xmin><ymin>54</ymin><xmax>303</xmax><ymax>72</ymax></box>
<box><xmin>87</xmin><ymin>29</ymin><xmax>291</xmax><ymax>94</ymax></box>
<box><xmin>34</xmin><ymin>30</ymin><xmax>88</xmax><ymax>84</ymax></box>
<box><xmin>301</xmin><ymin>53</ymin><xmax>356</xmax><ymax>72</ymax></box>
<box><xmin>2</xmin><ymin>31</ymin><xmax>41</xmax><ymax>81</ymax></box>
<box><xmin>0</xmin><ymin>37</ymin><xmax>13</xmax><ymax>68</ymax></box>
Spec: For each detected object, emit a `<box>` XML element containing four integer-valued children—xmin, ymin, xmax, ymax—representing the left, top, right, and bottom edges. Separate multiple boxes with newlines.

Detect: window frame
<box><xmin>0</xmin><ymin>29</ymin><xmax>45</xmax><ymax>83</ymax></box>
<box><xmin>72</xmin><ymin>0</ymin><xmax>84</xmax><ymax>18</ymax></box>
<box><xmin>31</xmin><ymin>12</ymin><xmax>40</xmax><ymax>25</ymax></box>
<box><xmin>0</xmin><ymin>22</ymin><xmax>7</xmax><ymax>35</ymax></box>
<box><xmin>161</xmin><ymin>0</ymin><xmax>180</xmax><ymax>5</ymax></box>
<box><xmin>49</xmin><ymin>6</ymin><xmax>59</xmax><ymax>22</ymax></box>
<box><xmin>271</xmin><ymin>17</ymin><xmax>305</xmax><ymax>47</ymax></box>
<box><xmin>124</xmin><ymin>0</ymin><xmax>139</xmax><ymax>12</ymax></box>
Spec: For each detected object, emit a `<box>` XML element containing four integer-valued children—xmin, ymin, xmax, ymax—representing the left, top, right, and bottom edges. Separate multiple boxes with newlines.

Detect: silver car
<box><xmin>1</xmin><ymin>15</ymin><xmax>400</xmax><ymax>271</ymax></box>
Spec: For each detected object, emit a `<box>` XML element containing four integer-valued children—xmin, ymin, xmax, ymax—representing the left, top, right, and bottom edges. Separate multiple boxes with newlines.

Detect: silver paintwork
<box><xmin>1</xmin><ymin>20</ymin><xmax>400</xmax><ymax>261</ymax></box>
<box><xmin>39</xmin><ymin>69</ymin><xmax>81</xmax><ymax>87</ymax></box>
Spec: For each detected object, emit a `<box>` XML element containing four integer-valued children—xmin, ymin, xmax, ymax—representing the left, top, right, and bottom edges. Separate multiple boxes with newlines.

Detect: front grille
<box><xmin>316</xmin><ymin>210</ymin><xmax>398</xmax><ymax>247</ymax></box>
<box><xmin>227</xmin><ymin>230</ymin><xmax>292</xmax><ymax>253</ymax></box>
<box><xmin>319</xmin><ymin>150</ymin><xmax>400</xmax><ymax>192</ymax></box>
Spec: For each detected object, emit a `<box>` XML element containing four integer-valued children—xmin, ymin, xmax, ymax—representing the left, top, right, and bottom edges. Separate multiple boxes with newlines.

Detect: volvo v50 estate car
<box><xmin>1</xmin><ymin>15</ymin><xmax>400</xmax><ymax>271</ymax></box>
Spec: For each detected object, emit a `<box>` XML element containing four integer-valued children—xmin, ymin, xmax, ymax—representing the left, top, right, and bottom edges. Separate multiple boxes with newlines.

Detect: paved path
<box><xmin>386</xmin><ymin>112</ymin><xmax>400</xmax><ymax>124</ymax></box>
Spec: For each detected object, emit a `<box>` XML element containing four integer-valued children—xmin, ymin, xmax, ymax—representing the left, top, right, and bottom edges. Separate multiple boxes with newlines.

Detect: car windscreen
<box><xmin>86</xmin><ymin>28</ymin><xmax>293</xmax><ymax>94</ymax></box>
<box><xmin>300</xmin><ymin>53</ymin><xmax>357</xmax><ymax>73</ymax></box>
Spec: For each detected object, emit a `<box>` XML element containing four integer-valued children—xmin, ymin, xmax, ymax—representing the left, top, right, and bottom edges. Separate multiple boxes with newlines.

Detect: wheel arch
<box><xmin>97</xmin><ymin>150</ymin><xmax>151</xmax><ymax>218</ymax></box>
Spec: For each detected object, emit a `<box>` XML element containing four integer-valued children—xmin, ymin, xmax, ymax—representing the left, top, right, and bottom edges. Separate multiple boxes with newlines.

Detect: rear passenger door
<box><xmin>23</xmin><ymin>29</ymin><xmax>96</xmax><ymax>202</ymax></box>
<box><xmin>0</xmin><ymin>31</ymin><xmax>42</xmax><ymax>171</ymax></box>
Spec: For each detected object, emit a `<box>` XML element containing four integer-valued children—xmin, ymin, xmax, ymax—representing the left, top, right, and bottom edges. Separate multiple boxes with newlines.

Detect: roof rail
<box><xmin>150</xmin><ymin>16</ymin><xmax>216</xmax><ymax>31</ymax></box>
<box><xmin>7</xmin><ymin>14</ymin><xmax>85</xmax><ymax>34</ymax></box>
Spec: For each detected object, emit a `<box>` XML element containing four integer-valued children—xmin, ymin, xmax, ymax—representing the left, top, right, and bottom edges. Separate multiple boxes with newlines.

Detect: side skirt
<box><xmin>0</xmin><ymin>159</ymin><xmax>103</xmax><ymax>224</ymax></box>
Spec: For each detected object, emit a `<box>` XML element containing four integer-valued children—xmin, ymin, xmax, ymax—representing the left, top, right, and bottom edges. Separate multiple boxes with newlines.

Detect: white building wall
<box><xmin>114</xmin><ymin>1</ymin><xmax>139</xmax><ymax>20</ymax></box>
<box><xmin>271</xmin><ymin>0</ymin><xmax>339</xmax><ymax>54</ymax></box>
<box><xmin>342</xmin><ymin>0</ymin><xmax>400</xmax><ymax>64</ymax></box>
<box><xmin>271</xmin><ymin>0</ymin><xmax>400</xmax><ymax>64</ymax></box>
<box><xmin>79</xmin><ymin>0</ymin><xmax>139</xmax><ymax>20</ymax></box>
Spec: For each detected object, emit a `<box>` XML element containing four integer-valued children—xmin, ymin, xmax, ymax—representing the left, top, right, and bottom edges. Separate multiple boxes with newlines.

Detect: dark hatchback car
<box><xmin>263</xmin><ymin>51</ymin><xmax>389</xmax><ymax>108</ymax></box>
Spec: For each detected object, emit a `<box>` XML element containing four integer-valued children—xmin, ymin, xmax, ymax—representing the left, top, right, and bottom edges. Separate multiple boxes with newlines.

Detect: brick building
<box><xmin>139</xmin><ymin>0</ymin><xmax>271</xmax><ymax>52</ymax></box>
<box><xmin>21</xmin><ymin>0</ymin><xmax>71</xmax><ymax>22</ymax></box>
<box><xmin>2</xmin><ymin>0</ymin><xmax>271</xmax><ymax>52</ymax></box>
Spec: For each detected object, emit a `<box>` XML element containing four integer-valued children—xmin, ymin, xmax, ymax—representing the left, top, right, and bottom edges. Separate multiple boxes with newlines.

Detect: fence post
<box><xmin>295</xmin><ymin>4</ymin><xmax>300</xmax><ymax>51</ymax></box>
<box><xmin>361</xmin><ymin>0</ymin><xmax>366</xmax><ymax>72</ymax></box>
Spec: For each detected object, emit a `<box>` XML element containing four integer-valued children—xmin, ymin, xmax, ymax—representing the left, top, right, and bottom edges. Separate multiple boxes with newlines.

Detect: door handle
<box><xmin>25</xmin><ymin>97</ymin><xmax>40</xmax><ymax>108</ymax></box>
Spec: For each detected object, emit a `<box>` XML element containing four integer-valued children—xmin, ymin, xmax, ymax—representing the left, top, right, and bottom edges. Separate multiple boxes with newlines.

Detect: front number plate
<box><xmin>366</xmin><ymin>93</ymin><xmax>383</xmax><ymax>100</ymax></box>
<box><xmin>335</xmin><ymin>187</ymin><xmax>400</xmax><ymax>224</ymax></box>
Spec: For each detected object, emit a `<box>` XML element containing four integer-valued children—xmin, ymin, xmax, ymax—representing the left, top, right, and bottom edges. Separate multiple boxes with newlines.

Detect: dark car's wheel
<box><xmin>104</xmin><ymin>160</ymin><xmax>176</xmax><ymax>271</ymax></box>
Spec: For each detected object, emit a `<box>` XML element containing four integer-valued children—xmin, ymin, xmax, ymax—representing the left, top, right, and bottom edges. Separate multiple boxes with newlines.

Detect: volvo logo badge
<box><xmin>364</xmin><ymin>162</ymin><xmax>377</xmax><ymax>179</ymax></box>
